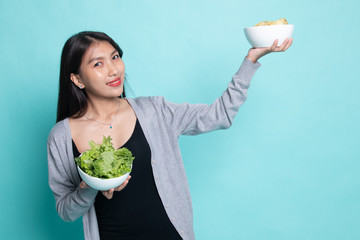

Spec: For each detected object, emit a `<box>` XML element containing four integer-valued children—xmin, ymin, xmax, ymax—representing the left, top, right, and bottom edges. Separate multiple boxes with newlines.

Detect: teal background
<box><xmin>1</xmin><ymin>0</ymin><xmax>359</xmax><ymax>239</ymax></box>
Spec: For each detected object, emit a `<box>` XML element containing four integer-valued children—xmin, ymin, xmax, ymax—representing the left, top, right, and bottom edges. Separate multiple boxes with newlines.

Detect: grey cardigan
<box><xmin>47</xmin><ymin>58</ymin><xmax>260</xmax><ymax>240</ymax></box>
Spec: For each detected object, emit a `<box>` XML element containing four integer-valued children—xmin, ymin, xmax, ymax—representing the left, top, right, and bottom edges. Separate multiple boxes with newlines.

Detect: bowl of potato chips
<box><xmin>244</xmin><ymin>18</ymin><xmax>294</xmax><ymax>48</ymax></box>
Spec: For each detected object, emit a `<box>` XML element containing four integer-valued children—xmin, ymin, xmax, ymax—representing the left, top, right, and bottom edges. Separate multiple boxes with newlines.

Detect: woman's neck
<box><xmin>86</xmin><ymin>97</ymin><xmax>121</xmax><ymax>121</ymax></box>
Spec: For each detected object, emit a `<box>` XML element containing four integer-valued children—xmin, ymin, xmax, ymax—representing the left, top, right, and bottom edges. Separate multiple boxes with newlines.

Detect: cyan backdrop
<box><xmin>1</xmin><ymin>0</ymin><xmax>359</xmax><ymax>239</ymax></box>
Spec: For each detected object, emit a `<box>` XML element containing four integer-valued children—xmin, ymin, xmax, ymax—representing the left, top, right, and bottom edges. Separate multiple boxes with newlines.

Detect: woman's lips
<box><xmin>106</xmin><ymin>77</ymin><xmax>121</xmax><ymax>87</ymax></box>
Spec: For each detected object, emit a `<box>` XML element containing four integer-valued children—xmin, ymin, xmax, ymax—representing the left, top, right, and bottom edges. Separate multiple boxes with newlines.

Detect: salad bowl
<box><xmin>75</xmin><ymin>136</ymin><xmax>134</xmax><ymax>191</ymax></box>
<box><xmin>78</xmin><ymin>165</ymin><xmax>130</xmax><ymax>191</ymax></box>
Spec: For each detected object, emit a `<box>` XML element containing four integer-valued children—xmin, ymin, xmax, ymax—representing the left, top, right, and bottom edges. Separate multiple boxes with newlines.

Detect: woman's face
<box><xmin>71</xmin><ymin>41</ymin><xmax>125</xmax><ymax>99</ymax></box>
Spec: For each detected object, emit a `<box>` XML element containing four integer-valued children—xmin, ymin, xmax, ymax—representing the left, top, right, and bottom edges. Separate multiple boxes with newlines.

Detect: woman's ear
<box><xmin>70</xmin><ymin>73</ymin><xmax>85</xmax><ymax>89</ymax></box>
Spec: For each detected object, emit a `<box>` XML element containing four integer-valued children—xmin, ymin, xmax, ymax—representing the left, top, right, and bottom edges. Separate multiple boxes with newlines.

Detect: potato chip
<box><xmin>254</xmin><ymin>18</ymin><xmax>288</xmax><ymax>26</ymax></box>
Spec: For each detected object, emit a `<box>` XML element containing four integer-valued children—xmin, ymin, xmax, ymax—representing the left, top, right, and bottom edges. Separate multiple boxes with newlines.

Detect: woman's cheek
<box><xmin>94</xmin><ymin>69</ymin><xmax>106</xmax><ymax>79</ymax></box>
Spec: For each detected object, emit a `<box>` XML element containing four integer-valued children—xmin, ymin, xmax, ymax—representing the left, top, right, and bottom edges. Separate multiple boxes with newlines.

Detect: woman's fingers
<box><xmin>283</xmin><ymin>38</ymin><xmax>293</xmax><ymax>51</ymax></box>
<box><xmin>270</xmin><ymin>39</ymin><xmax>279</xmax><ymax>51</ymax></box>
<box><xmin>79</xmin><ymin>181</ymin><xmax>88</xmax><ymax>188</ymax></box>
<box><xmin>273</xmin><ymin>38</ymin><xmax>292</xmax><ymax>52</ymax></box>
<box><xmin>278</xmin><ymin>38</ymin><xmax>290</xmax><ymax>51</ymax></box>
<box><xmin>114</xmin><ymin>175</ymin><xmax>131</xmax><ymax>191</ymax></box>
<box><xmin>80</xmin><ymin>176</ymin><xmax>132</xmax><ymax>199</ymax></box>
<box><xmin>246</xmin><ymin>38</ymin><xmax>293</xmax><ymax>62</ymax></box>
<box><xmin>102</xmin><ymin>189</ymin><xmax>115</xmax><ymax>199</ymax></box>
<box><xmin>101</xmin><ymin>175</ymin><xmax>132</xmax><ymax>199</ymax></box>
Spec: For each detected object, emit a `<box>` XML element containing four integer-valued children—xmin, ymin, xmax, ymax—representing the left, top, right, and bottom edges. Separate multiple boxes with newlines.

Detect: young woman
<box><xmin>47</xmin><ymin>31</ymin><xmax>292</xmax><ymax>240</ymax></box>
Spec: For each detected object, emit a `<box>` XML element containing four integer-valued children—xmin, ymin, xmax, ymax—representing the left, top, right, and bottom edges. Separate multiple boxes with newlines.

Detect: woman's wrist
<box><xmin>246</xmin><ymin>55</ymin><xmax>258</xmax><ymax>63</ymax></box>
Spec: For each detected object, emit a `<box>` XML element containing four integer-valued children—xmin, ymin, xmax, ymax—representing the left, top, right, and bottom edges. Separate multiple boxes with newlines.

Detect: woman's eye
<box><xmin>113</xmin><ymin>54</ymin><xmax>120</xmax><ymax>60</ymax></box>
<box><xmin>94</xmin><ymin>62</ymin><xmax>102</xmax><ymax>67</ymax></box>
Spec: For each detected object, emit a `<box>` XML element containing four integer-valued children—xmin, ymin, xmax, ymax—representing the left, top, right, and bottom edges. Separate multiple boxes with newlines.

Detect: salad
<box><xmin>75</xmin><ymin>136</ymin><xmax>134</xmax><ymax>179</ymax></box>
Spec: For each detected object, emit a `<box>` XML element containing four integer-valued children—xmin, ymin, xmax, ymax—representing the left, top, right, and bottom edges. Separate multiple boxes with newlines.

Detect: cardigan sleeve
<box><xmin>155</xmin><ymin>57</ymin><xmax>261</xmax><ymax>136</ymax></box>
<box><xmin>47</xmin><ymin>122</ymin><xmax>98</xmax><ymax>222</ymax></box>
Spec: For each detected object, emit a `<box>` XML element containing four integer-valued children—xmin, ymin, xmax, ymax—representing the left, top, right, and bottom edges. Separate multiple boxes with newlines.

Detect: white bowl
<box><xmin>244</xmin><ymin>24</ymin><xmax>294</xmax><ymax>48</ymax></box>
<box><xmin>77</xmin><ymin>165</ymin><xmax>130</xmax><ymax>191</ymax></box>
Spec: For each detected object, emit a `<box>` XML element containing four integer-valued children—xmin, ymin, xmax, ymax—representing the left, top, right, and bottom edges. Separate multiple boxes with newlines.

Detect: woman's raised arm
<box><xmin>156</xmin><ymin>38</ymin><xmax>293</xmax><ymax>136</ymax></box>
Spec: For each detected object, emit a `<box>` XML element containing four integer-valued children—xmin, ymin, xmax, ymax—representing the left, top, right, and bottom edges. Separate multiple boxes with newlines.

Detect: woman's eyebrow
<box><xmin>88</xmin><ymin>49</ymin><xmax>118</xmax><ymax>64</ymax></box>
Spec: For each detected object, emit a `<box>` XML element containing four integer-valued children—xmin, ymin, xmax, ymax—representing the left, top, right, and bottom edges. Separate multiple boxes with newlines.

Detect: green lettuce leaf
<box><xmin>74</xmin><ymin>136</ymin><xmax>134</xmax><ymax>179</ymax></box>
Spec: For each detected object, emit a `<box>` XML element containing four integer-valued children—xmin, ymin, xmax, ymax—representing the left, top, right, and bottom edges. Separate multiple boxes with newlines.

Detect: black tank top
<box><xmin>72</xmin><ymin>119</ymin><xmax>182</xmax><ymax>240</ymax></box>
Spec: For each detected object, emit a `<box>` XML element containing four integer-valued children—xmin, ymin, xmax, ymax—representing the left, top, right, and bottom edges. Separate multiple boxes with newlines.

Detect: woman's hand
<box><xmin>79</xmin><ymin>175</ymin><xmax>131</xmax><ymax>200</ymax></box>
<box><xmin>101</xmin><ymin>175</ymin><xmax>131</xmax><ymax>199</ymax></box>
<box><xmin>246</xmin><ymin>38</ymin><xmax>293</xmax><ymax>63</ymax></box>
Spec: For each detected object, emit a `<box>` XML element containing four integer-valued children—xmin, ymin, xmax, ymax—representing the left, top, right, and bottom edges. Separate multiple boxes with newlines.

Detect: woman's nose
<box><xmin>107</xmin><ymin>61</ymin><xmax>119</xmax><ymax>76</ymax></box>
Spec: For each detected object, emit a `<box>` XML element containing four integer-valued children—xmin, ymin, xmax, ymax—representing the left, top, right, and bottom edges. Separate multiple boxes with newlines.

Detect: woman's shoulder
<box><xmin>126</xmin><ymin>95</ymin><xmax>162</xmax><ymax>103</ymax></box>
<box><xmin>126</xmin><ymin>96</ymin><xmax>165</xmax><ymax>109</ymax></box>
<box><xmin>47</xmin><ymin>118</ymin><xmax>69</xmax><ymax>145</ymax></box>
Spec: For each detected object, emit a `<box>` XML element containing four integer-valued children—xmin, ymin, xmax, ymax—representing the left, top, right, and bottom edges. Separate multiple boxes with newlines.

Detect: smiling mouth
<box><xmin>106</xmin><ymin>77</ymin><xmax>121</xmax><ymax>87</ymax></box>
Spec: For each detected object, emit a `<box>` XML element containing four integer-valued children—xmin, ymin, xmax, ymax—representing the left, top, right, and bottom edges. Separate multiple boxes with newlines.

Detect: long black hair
<box><xmin>56</xmin><ymin>31</ymin><xmax>125</xmax><ymax>122</ymax></box>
